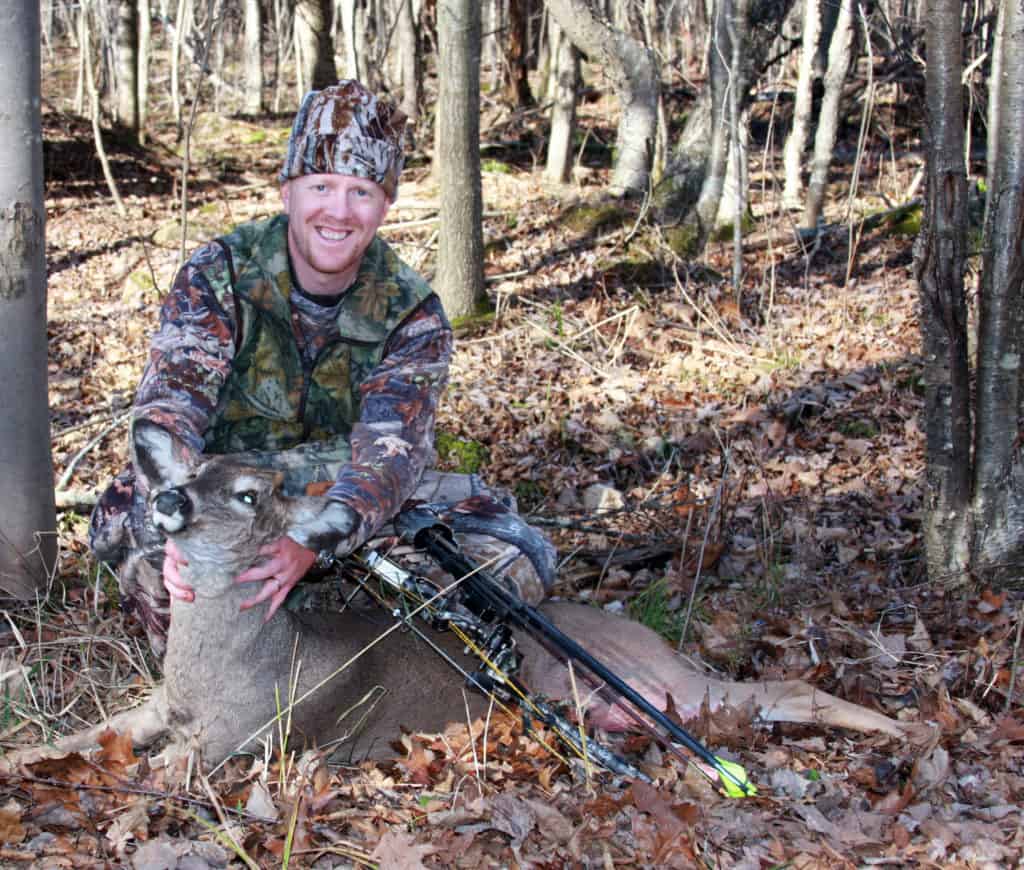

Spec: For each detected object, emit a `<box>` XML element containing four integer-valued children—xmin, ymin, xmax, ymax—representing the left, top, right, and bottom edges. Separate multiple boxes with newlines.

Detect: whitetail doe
<box><xmin>7</xmin><ymin>422</ymin><xmax>907</xmax><ymax>771</ymax></box>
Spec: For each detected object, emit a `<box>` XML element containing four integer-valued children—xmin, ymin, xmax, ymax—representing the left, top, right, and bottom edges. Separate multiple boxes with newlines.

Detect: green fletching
<box><xmin>715</xmin><ymin>757</ymin><xmax>757</xmax><ymax>798</ymax></box>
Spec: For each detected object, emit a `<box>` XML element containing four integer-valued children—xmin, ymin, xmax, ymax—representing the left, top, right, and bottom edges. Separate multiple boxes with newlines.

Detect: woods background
<box><xmin>0</xmin><ymin>1</ymin><xmax>1021</xmax><ymax>865</ymax></box>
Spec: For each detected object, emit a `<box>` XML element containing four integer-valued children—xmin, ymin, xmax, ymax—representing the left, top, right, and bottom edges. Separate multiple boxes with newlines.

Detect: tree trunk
<box><xmin>114</xmin><ymin>0</ymin><xmax>139</xmax><ymax>133</ymax></box>
<box><xmin>504</xmin><ymin>0</ymin><xmax>534</xmax><ymax>107</ymax></box>
<box><xmin>243</xmin><ymin>0</ymin><xmax>264</xmax><ymax>113</ymax></box>
<box><xmin>295</xmin><ymin>0</ymin><xmax>337</xmax><ymax>94</ymax></box>
<box><xmin>75</xmin><ymin>3</ymin><xmax>86</xmax><ymax>114</ymax></box>
<box><xmin>655</xmin><ymin>0</ymin><xmax>795</xmax><ymax>230</ymax></box>
<box><xmin>137</xmin><ymin>0</ymin><xmax>150</xmax><ymax>140</ymax></box>
<box><xmin>0</xmin><ymin>0</ymin><xmax>57</xmax><ymax>598</ymax></box>
<box><xmin>340</xmin><ymin>0</ymin><xmax>361</xmax><ymax>81</ymax></box>
<box><xmin>984</xmin><ymin>0</ymin><xmax>1004</xmax><ymax>230</ymax></box>
<box><xmin>781</xmin><ymin>0</ymin><xmax>821</xmax><ymax>209</ymax></box>
<box><xmin>546</xmin><ymin>0</ymin><xmax>659</xmax><ymax>195</ymax></box>
<box><xmin>972</xmin><ymin>0</ymin><xmax>1024</xmax><ymax>583</ymax></box>
<box><xmin>272</xmin><ymin>0</ymin><xmax>288</xmax><ymax>112</ymax></box>
<box><xmin>915</xmin><ymin>0</ymin><xmax>970</xmax><ymax>587</ymax></box>
<box><xmin>170</xmin><ymin>0</ymin><xmax>187</xmax><ymax>129</ymax></box>
<box><xmin>802</xmin><ymin>0</ymin><xmax>855</xmax><ymax>230</ymax></box>
<box><xmin>693</xmin><ymin>0</ymin><xmax>737</xmax><ymax>239</ymax></box>
<box><xmin>435</xmin><ymin>0</ymin><xmax>485</xmax><ymax>320</ymax></box>
<box><xmin>484</xmin><ymin>0</ymin><xmax>503</xmax><ymax>93</ymax></box>
<box><xmin>396</xmin><ymin>0</ymin><xmax>421</xmax><ymax>120</ymax></box>
<box><xmin>544</xmin><ymin>22</ymin><xmax>580</xmax><ymax>184</ymax></box>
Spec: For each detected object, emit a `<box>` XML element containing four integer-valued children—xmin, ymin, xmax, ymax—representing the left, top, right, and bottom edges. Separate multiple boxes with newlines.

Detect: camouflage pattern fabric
<box><xmin>279</xmin><ymin>80</ymin><xmax>407</xmax><ymax>198</ymax></box>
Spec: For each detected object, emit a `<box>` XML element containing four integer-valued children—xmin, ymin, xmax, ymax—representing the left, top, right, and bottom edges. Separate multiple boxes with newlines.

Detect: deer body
<box><xmin>10</xmin><ymin>423</ymin><xmax>906</xmax><ymax>771</ymax></box>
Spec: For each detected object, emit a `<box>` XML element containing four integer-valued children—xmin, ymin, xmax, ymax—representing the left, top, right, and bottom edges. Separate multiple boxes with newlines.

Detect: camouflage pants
<box><xmin>90</xmin><ymin>454</ymin><xmax>555</xmax><ymax>660</ymax></box>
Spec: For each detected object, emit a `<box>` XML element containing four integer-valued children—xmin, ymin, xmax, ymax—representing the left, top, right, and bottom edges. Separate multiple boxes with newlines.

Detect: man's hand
<box><xmin>235</xmin><ymin>535</ymin><xmax>318</xmax><ymax>622</ymax></box>
<box><xmin>163</xmin><ymin>539</ymin><xmax>195</xmax><ymax>602</ymax></box>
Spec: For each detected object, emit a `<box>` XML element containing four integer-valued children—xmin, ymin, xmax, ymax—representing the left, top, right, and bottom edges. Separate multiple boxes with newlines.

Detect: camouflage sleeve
<box><xmin>131</xmin><ymin>243</ymin><xmax>238</xmax><ymax>460</ymax></box>
<box><xmin>322</xmin><ymin>294</ymin><xmax>452</xmax><ymax>548</ymax></box>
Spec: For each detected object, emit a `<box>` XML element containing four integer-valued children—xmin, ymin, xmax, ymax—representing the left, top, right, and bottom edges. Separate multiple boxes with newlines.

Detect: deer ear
<box><xmin>132</xmin><ymin>421</ymin><xmax>195</xmax><ymax>491</ymax></box>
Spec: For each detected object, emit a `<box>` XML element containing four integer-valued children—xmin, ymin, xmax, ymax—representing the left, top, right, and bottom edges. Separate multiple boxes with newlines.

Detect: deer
<box><xmin>5</xmin><ymin>421</ymin><xmax>909</xmax><ymax>773</ymax></box>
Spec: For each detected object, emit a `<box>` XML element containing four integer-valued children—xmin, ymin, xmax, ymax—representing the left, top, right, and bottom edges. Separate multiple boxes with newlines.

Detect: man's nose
<box><xmin>323</xmin><ymin>190</ymin><xmax>353</xmax><ymax>219</ymax></box>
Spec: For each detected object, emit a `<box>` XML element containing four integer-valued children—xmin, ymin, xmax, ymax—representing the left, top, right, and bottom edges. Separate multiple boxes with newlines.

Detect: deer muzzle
<box><xmin>152</xmin><ymin>488</ymin><xmax>192</xmax><ymax>534</ymax></box>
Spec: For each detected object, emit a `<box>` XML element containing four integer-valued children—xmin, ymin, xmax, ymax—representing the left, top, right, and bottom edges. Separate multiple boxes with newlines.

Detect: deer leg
<box><xmin>519</xmin><ymin>602</ymin><xmax>905</xmax><ymax>738</ymax></box>
<box><xmin>1</xmin><ymin>689</ymin><xmax>172</xmax><ymax>771</ymax></box>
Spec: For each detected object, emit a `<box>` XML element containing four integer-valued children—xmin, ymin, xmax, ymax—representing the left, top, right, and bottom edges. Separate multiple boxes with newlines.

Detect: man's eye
<box><xmin>237</xmin><ymin>490</ymin><xmax>259</xmax><ymax>506</ymax></box>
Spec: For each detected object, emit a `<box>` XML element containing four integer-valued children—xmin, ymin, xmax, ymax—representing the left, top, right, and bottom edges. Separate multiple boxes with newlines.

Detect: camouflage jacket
<box><xmin>129</xmin><ymin>214</ymin><xmax>452</xmax><ymax>551</ymax></box>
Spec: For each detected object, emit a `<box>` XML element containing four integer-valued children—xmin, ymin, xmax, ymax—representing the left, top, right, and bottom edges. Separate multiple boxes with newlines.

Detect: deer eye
<box><xmin>236</xmin><ymin>490</ymin><xmax>259</xmax><ymax>506</ymax></box>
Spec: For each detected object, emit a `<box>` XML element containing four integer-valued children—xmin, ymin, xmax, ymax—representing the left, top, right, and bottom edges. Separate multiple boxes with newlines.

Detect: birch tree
<box><xmin>0</xmin><ymin>0</ymin><xmax>57</xmax><ymax>598</ymax></box>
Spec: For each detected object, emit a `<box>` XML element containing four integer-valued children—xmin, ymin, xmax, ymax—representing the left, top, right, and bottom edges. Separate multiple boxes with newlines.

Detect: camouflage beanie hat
<box><xmin>279</xmin><ymin>80</ymin><xmax>407</xmax><ymax>199</ymax></box>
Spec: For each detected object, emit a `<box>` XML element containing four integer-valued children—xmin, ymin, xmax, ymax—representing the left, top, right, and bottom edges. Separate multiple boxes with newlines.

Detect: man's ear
<box><xmin>132</xmin><ymin>421</ymin><xmax>194</xmax><ymax>491</ymax></box>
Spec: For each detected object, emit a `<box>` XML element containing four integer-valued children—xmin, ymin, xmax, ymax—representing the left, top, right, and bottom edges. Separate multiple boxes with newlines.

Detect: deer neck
<box><xmin>165</xmin><ymin>575</ymin><xmax>299</xmax><ymax>664</ymax></box>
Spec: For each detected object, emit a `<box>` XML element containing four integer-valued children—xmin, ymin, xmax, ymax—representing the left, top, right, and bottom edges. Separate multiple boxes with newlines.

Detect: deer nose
<box><xmin>153</xmin><ymin>488</ymin><xmax>191</xmax><ymax>530</ymax></box>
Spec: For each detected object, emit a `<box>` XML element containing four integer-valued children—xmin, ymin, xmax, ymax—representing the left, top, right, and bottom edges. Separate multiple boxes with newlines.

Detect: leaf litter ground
<box><xmin>1</xmin><ymin>100</ymin><xmax>1022</xmax><ymax>868</ymax></box>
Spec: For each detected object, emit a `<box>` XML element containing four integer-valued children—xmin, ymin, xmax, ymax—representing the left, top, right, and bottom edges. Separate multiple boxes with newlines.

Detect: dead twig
<box><xmin>55</xmin><ymin>412</ymin><xmax>130</xmax><ymax>492</ymax></box>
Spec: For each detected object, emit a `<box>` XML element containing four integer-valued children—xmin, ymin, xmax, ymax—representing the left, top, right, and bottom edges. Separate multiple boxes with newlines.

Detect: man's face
<box><xmin>281</xmin><ymin>173</ymin><xmax>392</xmax><ymax>296</ymax></box>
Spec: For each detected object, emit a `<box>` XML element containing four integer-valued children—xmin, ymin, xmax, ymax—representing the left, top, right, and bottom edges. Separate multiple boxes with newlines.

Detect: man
<box><xmin>90</xmin><ymin>81</ymin><xmax>554</xmax><ymax>657</ymax></box>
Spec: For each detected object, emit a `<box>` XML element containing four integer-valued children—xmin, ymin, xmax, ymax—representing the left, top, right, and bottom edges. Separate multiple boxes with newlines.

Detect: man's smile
<box><xmin>317</xmin><ymin>227</ymin><xmax>353</xmax><ymax>242</ymax></box>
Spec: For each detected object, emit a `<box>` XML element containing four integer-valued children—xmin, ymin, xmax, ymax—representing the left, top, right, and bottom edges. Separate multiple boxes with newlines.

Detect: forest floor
<box><xmin>1</xmin><ymin>72</ymin><xmax>1022</xmax><ymax>868</ymax></box>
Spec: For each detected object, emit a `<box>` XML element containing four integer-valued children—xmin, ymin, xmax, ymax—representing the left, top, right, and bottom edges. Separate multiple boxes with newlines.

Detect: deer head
<box><xmin>131</xmin><ymin>421</ymin><xmax>335</xmax><ymax>598</ymax></box>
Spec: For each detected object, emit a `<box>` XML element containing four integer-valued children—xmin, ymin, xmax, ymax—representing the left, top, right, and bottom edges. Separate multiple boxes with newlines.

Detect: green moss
<box><xmin>436</xmin><ymin>432</ymin><xmax>490</xmax><ymax>474</ymax></box>
<box><xmin>562</xmin><ymin>201</ymin><xmax>630</xmax><ymax>235</ymax></box>
<box><xmin>887</xmin><ymin>206</ymin><xmax>922</xmax><ymax>237</ymax></box>
<box><xmin>243</xmin><ymin>129</ymin><xmax>268</xmax><ymax>145</ymax></box>
<box><xmin>449</xmin><ymin>301</ymin><xmax>495</xmax><ymax>334</ymax></box>
<box><xmin>710</xmin><ymin>210</ymin><xmax>757</xmax><ymax>242</ymax></box>
<box><xmin>838</xmin><ymin>419</ymin><xmax>879</xmax><ymax>439</ymax></box>
<box><xmin>481</xmin><ymin>158</ymin><xmax>514</xmax><ymax>174</ymax></box>
<box><xmin>664</xmin><ymin>224</ymin><xmax>701</xmax><ymax>258</ymax></box>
